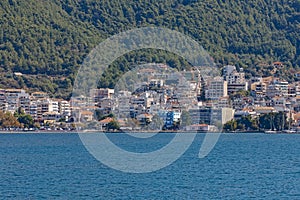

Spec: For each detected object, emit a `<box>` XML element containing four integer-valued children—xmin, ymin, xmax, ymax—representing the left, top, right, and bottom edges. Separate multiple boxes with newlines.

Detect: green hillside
<box><xmin>1</xmin><ymin>0</ymin><xmax>300</xmax><ymax>98</ymax></box>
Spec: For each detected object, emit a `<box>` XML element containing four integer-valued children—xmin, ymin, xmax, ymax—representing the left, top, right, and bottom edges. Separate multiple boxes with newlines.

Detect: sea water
<box><xmin>0</xmin><ymin>133</ymin><xmax>299</xmax><ymax>199</ymax></box>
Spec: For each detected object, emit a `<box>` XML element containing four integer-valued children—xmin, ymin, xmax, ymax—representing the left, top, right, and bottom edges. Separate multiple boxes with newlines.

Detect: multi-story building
<box><xmin>249</xmin><ymin>77</ymin><xmax>263</xmax><ymax>84</ymax></box>
<box><xmin>115</xmin><ymin>91</ymin><xmax>131</xmax><ymax>119</ymax></box>
<box><xmin>251</xmin><ymin>82</ymin><xmax>267</xmax><ymax>98</ymax></box>
<box><xmin>5</xmin><ymin>89</ymin><xmax>30</xmax><ymax>113</ymax></box>
<box><xmin>217</xmin><ymin>97</ymin><xmax>231</xmax><ymax>108</ymax></box>
<box><xmin>288</xmin><ymin>84</ymin><xmax>296</xmax><ymax>97</ymax></box>
<box><xmin>266</xmin><ymin>80</ymin><xmax>289</xmax><ymax>98</ymax></box>
<box><xmin>149</xmin><ymin>79</ymin><xmax>164</xmax><ymax>88</ymax></box>
<box><xmin>232</xmin><ymin>96</ymin><xmax>254</xmax><ymax>110</ymax></box>
<box><xmin>164</xmin><ymin>111</ymin><xmax>181</xmax><ymax>129</ymax></box>
<box><xmin>291</xmin><ymin>96</ymin><xmax>300</xmax><ymax>112</ymax></box>
<box><xmin>0</xmin><ymin>91</ymin><xmax>7</xmax><ymax>111</ymax></box>
<box><xmin>227</xmin><ymin>69</ymin><xmax>246</xmax><ymax>85</ymax></box>
<box><xmin>227</xmin><ymin>83</ymin><xmax>248</xmax><ymax>94</ymax></box>
<box><xmin>205</xmin><ymin>76</ymin><xmax>228</xmax><ymax>100</ymax></box>
<box><xmin>136</xmin><ymin>113</ymin><xmax>153</xmax><ymax>126</ymax></box>
<box><xmin>36</xmin><ymin>99</ymin><xmax>59</xmax><ymax>120</ymax></box>
<box><xmin>295</xmin><ymin>83</ymin><xmax>300</xmax><ymax>96</ymax></box>
<box><xmin>59</xmin><ymin>100</ymin><xmax>71</xmax><ymax>120</ymax></box>
<box><xmin>223</xmin><ymin>65</ymin><xmax>237</xmax><ymax>80</ymax></box>
<box><xmin>223</xmin><ymin>66</ymin><xmax>247</xmax><ymax>94</ymax></box>
<box><xmin>182</xmin><ymin>69</ymin><xmax>202</xmax><ymax>98</ymax></box>
<box><xmin>97</xmin><ymin>98</ymin><xmax>114</xmax><ymax>110</ymax></box>
<box><xmin>18</xmin><ymin>95</ymin><xmax>31</xmax><ymax>114</ymax></box>
<box><xmin>189</xmin><ymin>107</ymin><xmax>234</xmax><ymax>125</ymax></box>
<box><xmin>275</xmin><ymin>80</ymin><xmax>289</xmax><ymax>97</ymax></box>
<box><xmin>129</xmin><ymin>96</ymin><xmax>146</xmax><ymax>118</ymax></box>
<box><xmin>272</xmin><ymin>96</ymin><xmax>287</xmax><ymax>112</ymax></box>
<box><xmin>43</xmin><ymin>111</ymin><xmax>61</xmax><ymax>124</ymax></box>
<box><xmin>266</xmin><ymin>84</ymin><xmax>281</xmax><ymax>98</ymax></box>
<box><xmin>50</xmin><ymin>100</ymin><xmax>59</xmax><ymax>113</ymax></box>
<box><xmin>90</xmin><ymin>88</ymin><xmax>114</xmax><ymax>104</ymax></box>
<box><xmin>31</xmin><ymin>92</ymin><xmax>48</xmax><ymax>100</ymax></box>
<box><xmin>29</xmin><ymin>101</ymin><xmax>38</xmax><ymax>120</ymax></box>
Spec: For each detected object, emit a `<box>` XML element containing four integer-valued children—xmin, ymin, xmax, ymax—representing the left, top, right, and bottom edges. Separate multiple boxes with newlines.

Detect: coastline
<box><xmin>1</xmin><ymin>130</ymin><xmax>300</xmax><ymax>134</ymax></box>
<box><xmin>0</xmin><ymin>130</ymin><xmax>78</xmax><ymax>134</ymax></box>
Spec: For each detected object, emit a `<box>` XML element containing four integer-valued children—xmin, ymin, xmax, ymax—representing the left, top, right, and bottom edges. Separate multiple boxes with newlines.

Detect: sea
<box><xmin>0</xmin><ymin>133</ymin><xmax>299</xmax><ymax>199</ymax></box>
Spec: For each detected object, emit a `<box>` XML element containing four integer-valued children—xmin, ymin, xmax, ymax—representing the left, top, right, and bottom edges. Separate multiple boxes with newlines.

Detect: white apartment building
<box><xmin>36</xmin><ymin>99</ymin><xmax>59</xmax><ymax>119</ymax></box>
<box><xmin>59</xmin><ymin>100</ymin><xmax>71</xmax><ymax>119</ymax></box>
<box><xmin>266</xmin><ymin>81</ymin><xmax>289</xmax><ymax>97</ymax></box>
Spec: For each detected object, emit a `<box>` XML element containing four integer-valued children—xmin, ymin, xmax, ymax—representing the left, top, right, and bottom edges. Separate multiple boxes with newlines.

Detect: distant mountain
<box><xmin>1</xmin><ymin>0</ymin><xmax>300</xmax><ymax>98</ymax></box>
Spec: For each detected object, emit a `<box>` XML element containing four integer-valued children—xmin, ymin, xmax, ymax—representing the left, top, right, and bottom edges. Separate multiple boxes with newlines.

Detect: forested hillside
<box><xmin>1</xmin><ymin>0</ymin><xmax>300</xmax><ymax>98</ymax></box>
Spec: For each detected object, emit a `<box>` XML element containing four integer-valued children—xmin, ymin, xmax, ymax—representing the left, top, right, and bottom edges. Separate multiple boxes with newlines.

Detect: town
<box><xmin>1</xmin><ymin>62</ymin><xmax>300</xmax><ymax>133</ymax></box>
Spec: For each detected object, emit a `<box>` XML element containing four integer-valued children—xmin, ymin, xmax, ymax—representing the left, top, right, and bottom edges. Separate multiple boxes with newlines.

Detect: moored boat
<box><xmin>264</xmin><ymin>130</ymin><xmax>278</xmax><ymax>134</ymax></box>
<box><xmin>282</xmin><ymin>130</ymin><xmax>297</xmax><ymax>134</ymax></box>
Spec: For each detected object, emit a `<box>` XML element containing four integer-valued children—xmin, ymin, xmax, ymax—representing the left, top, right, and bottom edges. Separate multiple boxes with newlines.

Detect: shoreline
<box><xmin>0</xmin><ymin>130</ymin><xmax>78</xmax><ymax>134</ymax></box>
<box><xmin>0</xmin><ymin>130</ymin><xmax>300</xmax><ymax>134</ymax></box>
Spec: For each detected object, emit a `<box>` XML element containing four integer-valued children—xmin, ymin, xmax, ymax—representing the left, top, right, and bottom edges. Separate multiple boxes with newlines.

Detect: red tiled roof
<box><xmin>190</xmin><ymin>124</ymin><xmax>208</xmax><ymax>127</ymax></box>
<box><xmin>80</xmin><ymin>111</ymin><xmax>93</xmax><ymax>115</ymax></box>
<box><xmin>99</xmin><ymin>117</ymin><xmax>113</xmax><ymax>123</ymax></box>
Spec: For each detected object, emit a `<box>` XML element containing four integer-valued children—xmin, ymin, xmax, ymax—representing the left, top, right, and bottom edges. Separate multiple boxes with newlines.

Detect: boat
<box><xmin>282</xmin><ymin>130</ymin><xmax>296</xmax><ymax>134</ymax></box>
<box><xmin>264</xmin><ymin>130</ymin><xmax>278</xmax><ymax>134</ymax></box>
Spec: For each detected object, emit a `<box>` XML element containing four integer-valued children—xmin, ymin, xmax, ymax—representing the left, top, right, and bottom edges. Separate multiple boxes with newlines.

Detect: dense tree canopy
<box><xmin>14</xmin><ymin>108</ymin><xmax>35</xmax><ymax>128</ymax></box>
<box><xmin>0</xmin><ymin>110</ymin><xmax>20</xmax><ymax>128</ymax></box>
<box><xmin>1</xmin><ymin>0</ymin><xmax>300</xmax><ymax>98</ymax></box>
<box><xmin>223</xmin><ymin>112</ymin><xmax>288</xmax><ymax>132</ymax></box>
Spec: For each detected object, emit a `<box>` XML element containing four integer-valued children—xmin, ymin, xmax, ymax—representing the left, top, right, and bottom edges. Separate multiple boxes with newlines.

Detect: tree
<box><xmin>147</xmin><ymin>114</ymin><xmax>164</xmax><ymax>130</ymax></box>
<box><xmin>223</xmin><ymin>119</ymin><xmax>237</xmax><ymax>132</ymax></box>
<box><xmin>1</xmin><ymin>0</ymin><xmax>300</xmax><ymax>100</ymax></box>
<box><xmin>95</xmin><ymin>111</ymin><xmax>114</xmax><ymax>121</ymax></box>
<box><xmin>180</xmin><ymin>110</ymin><xmax>191</xmax><ymax>129</ymax></box>
<box><xmin>237</xmin><ymin>115</ymin><xmax>258</xmax><ymax>131</ymax></box>
<box><xmin>0</xmin><ymin>110</ymin><xmax>21</xmax><ymax>128</ymax></box>
<box><xmin>14</xmin><ymin>107</ymin><xmax>25</xmax><ymax>117</ymax></box>
<box><xmin>259</xmin><ymin>113</ymin><xmax>272</xmax><ymax>130</ymax></box>
<box><xmin>258</xmin><ymin>112</ymin><xmax>287</xmax><ymax>131</ymax></box>
<box><xmin>14</xmin><ymin>108</ymin><xmax>35</xmax><ymax>128</ymax></box>
<box><xmin>17</xmin><ymin>114</ymin><xmax>34</xmax><ymax>128</ymax></box>
<box><xmin>106</xmin><ymin>120</ymin><xmax>120</xmax><ymax>131</ymax></box>
<box><xmin>273</xmin><ymin>111</ymin><xmax>287</xmax><ymax>131</ymax></box>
